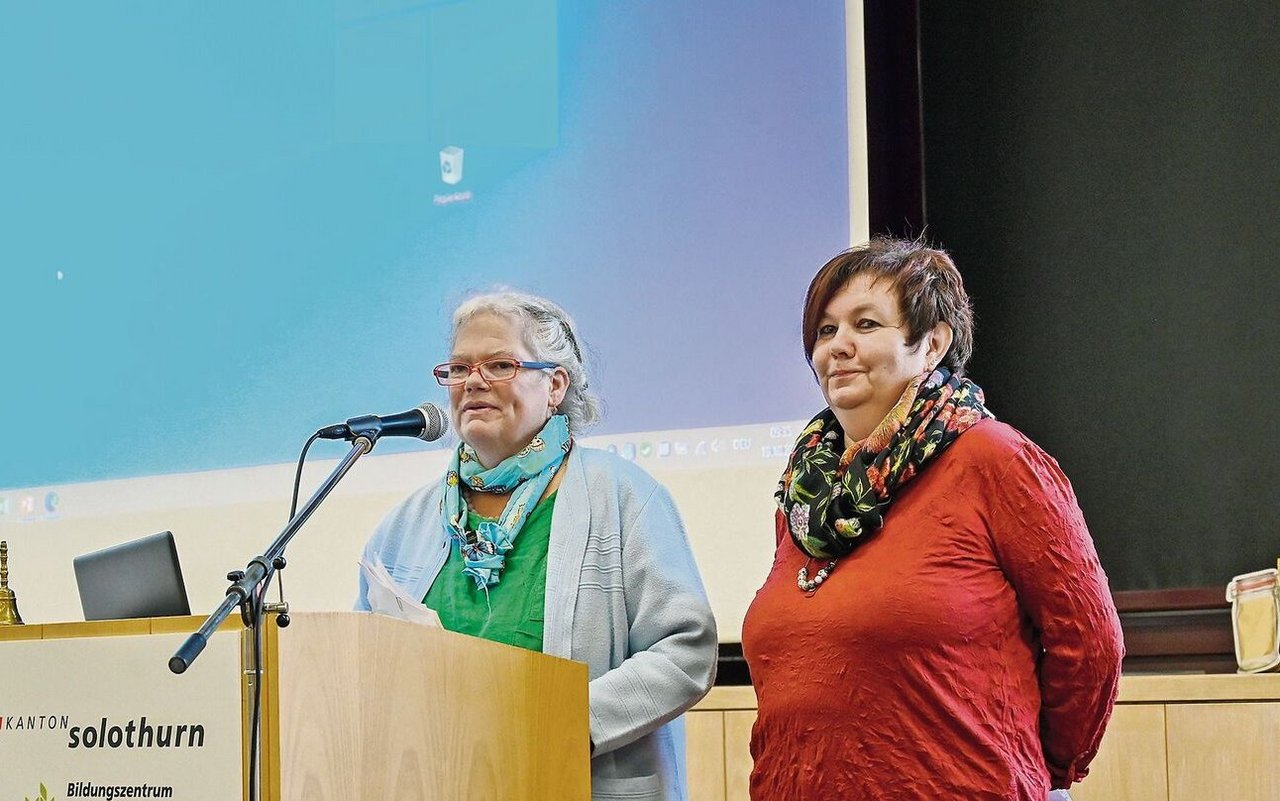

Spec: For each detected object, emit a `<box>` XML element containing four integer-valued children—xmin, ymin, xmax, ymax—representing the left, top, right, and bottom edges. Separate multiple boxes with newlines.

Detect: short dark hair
<box><xmin>801</xmin><ymin>236</ymin><xmax>975</xmax><ymax>375</ymax></box>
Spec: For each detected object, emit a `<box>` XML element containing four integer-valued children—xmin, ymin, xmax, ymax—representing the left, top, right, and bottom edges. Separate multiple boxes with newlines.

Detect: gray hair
<box><xmin>452</xmin><ymin>291</ymin><xmax>603</xmax><ymax>431</ymax></box>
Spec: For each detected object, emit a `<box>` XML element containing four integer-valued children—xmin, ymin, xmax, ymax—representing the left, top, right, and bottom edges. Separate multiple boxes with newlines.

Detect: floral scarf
<box><xmin>442</xmin><ymin>414</ymin><xmax>573</xmax><ymax>588</ymax></box>
<box><xmin>777</xmin><ymin>367</ymin><xmax>993</xmax><ymax>560</ymax></box>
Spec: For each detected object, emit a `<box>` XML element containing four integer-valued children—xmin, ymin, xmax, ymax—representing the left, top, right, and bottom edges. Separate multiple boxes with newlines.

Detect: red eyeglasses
<box><xmin>432</xmin><ymin>358</ymin><xmax>559</xmax><ymax>386</ymax></box>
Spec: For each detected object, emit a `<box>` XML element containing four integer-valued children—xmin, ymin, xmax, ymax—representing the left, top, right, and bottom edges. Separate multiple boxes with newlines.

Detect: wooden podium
<box><xmin>0</xmin><ymin>612</ymin><xmax>590</xmax><ymax>801</ymax></box>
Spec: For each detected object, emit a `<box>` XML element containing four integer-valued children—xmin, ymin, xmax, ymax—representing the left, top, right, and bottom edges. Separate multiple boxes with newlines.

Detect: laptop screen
<box><xmin>73</xmin><ymin>531</ymin><xmax>191</xmax><ymax>621</ymax></box>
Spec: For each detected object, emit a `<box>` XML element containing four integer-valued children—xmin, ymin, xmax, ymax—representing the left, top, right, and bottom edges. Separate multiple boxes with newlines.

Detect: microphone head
<box><xmin>416</xmin><ymin>402</ymin><xmax>450</xmax><ymax>442</ymax></box>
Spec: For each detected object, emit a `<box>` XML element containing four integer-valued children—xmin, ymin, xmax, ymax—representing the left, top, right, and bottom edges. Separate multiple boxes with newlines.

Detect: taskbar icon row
<box><xmin>0</xmin><ymin>490</ymin><xmax>61</xmax><ymax>523</ymax></box>
<box><xmin>590</xmin><ymin>421</ymin><xmax>804</xmax><ymax>466</ymax></box>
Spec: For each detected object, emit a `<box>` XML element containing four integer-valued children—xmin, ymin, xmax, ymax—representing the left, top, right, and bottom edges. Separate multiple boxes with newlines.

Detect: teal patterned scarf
<box><xmin>777</xmin><ymin>367</ymin><xmax>993</xmax><ymax>560</ymax></box>
<box><xmin>442</xmin><ymin>414</ymin><xmax>572</xmax><ymax>588</ymax></box>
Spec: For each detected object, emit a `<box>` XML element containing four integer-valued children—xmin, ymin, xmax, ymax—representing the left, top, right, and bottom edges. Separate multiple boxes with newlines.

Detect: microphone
<box><xmin>316</xmin><ymin>402</ymin><xmax>450</xmax><ymax>443</ymax></box>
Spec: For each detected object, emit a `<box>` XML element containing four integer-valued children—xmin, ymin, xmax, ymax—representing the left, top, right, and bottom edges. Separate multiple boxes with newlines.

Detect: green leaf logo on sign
<box><xmin>25</xmin><ymin>782</ymin><xmax>54</xmax><ymax>801</ymax></box>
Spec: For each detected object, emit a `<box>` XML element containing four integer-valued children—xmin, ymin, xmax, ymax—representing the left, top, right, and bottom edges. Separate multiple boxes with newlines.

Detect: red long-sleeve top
<box><xmin>742</xmin><ymin>419</ymin><xmax>1123</xmax><ymax>800</ymax></box>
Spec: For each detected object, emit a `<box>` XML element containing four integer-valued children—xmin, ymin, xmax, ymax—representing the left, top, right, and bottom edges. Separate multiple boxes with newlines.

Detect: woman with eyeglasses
<box><xmin>741</xmin><ymin>238</ymin><xmax>1123</xmax><ymax>801</ymax></box>
<box><xmin>356</xmin><ymin>291</ymin><xmax>717</xmax><ymax>801</ymax></box>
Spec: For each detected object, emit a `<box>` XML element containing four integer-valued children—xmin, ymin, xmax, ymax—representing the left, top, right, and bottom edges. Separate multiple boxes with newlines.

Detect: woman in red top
<box><xmin>742</xmin><ymin>237</ymin><xmax>1123</xmax><ymax>800</ymax></box>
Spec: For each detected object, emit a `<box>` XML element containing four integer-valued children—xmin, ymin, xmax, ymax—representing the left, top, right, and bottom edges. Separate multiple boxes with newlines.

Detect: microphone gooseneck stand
<box><xmin>169</xmin><ymin>432</ymin><xmax>375</xmax><ymax>673</ymax></box>
<box><xmin>168</xmin><ymin>430</ymin><xmax>380</xmax><ymax>801</ymax></box>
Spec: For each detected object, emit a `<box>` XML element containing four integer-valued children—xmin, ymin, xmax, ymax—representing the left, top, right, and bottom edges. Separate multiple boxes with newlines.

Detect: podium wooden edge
<box><xmin>260</xmin><ymin>613</ymin><xmax>281</xmax><ymax>801</ymax></box>
<box><xmin>0</xmin><ymin>614</ymin><xmax>241</xmax><ymax>640</ymax></box>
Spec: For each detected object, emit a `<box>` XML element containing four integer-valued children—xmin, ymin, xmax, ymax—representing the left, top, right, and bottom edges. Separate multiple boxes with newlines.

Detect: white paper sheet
<box><xmin>359</xmin><ymin>556</ymin><xmax>442</xmax><ymax>628</ymax></box>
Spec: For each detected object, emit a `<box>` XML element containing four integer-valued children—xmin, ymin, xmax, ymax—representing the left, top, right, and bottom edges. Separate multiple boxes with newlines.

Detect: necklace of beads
<box><xmin>797</xmin><ymin>559</ymin><xmax>838</xmax><ymax>592</ymax></box>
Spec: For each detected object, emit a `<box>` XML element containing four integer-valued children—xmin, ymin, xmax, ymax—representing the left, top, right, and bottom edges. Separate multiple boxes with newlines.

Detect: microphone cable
<box><xmin>246</xmin><ymin>429</ymin><xmax>322</xmax><ymax>801</ymax></box>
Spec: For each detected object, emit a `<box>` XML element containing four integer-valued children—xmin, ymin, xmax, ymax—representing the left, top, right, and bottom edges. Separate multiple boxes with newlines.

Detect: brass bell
<box><xmin>0</xmin><ymin>540</ymin><xmax>24</xmax><ymax>625</ymax></box>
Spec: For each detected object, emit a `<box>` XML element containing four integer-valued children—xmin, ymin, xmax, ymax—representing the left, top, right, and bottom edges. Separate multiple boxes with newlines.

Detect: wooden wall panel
<box><xmin>1071</xmin><ymin>704</ymin><xmax>1167</xmax><ymax>801</ymax></box>
<box><xmin>1167</xmin><ymin>702</ymin><xmax>1280</xmax><ymax>801</ymax></box>
<box><xmin>686</xmin><ymin>711</ymin><xmax>725</xmax><ymax>801</ymax></box>
<box><xmin>723</xmin><ymin>711</ymin><xmax>756</xmax><ymax>801</ymax></box>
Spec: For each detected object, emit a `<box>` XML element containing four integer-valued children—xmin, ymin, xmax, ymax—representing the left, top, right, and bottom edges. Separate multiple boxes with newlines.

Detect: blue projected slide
<box><xmin>0</xmin><ymin>0</ymin><xmax>850</xmax><ymax>490</ymax></box>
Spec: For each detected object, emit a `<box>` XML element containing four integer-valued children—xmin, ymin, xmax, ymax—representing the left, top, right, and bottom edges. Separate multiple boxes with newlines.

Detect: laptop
<box><xmin>73</xmin><ymin>531</ymin><xmax>192</xmax><ymax>621</ymax></box>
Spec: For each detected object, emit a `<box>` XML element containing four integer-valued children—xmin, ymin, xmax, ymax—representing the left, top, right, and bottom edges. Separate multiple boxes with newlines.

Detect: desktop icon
<box><xmin>44</xmin><ymin>491</ymin><xmax>60</xmax><ymax>514</ymax></box>
<box><xmin>621</xmin><ymin>443</ymin><xmax>636</xmax><ymax>461</ymax></box>
<box><xmin>440</xmin><ymin>146</ymin><xmax>464</xmax><ymax>185</ymax></box>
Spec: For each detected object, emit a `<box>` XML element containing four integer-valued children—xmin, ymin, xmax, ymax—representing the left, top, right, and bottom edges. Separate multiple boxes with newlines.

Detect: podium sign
<box><xmin>2</xmin><ymin>613</ymin><xmax>589</xmax><ymax>800</ymax></box>
<box><xmin>0</xmin><ymin>625</ymin><xmax>242</xmax><ymax>801</ymax></box>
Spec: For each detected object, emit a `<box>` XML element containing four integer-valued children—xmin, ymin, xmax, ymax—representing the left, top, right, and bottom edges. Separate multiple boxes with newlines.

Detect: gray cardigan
<box><xmin>356</xmin><ymin>445</ymin><xmax>718</xmax><ymax>801</ymax></box>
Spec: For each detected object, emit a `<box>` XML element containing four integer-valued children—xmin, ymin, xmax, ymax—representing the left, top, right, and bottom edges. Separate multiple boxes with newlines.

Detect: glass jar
<box><xmin>1226</xmin><ymin>567</ymin><xmax>1280</xmax><ymax>673</ymax></box>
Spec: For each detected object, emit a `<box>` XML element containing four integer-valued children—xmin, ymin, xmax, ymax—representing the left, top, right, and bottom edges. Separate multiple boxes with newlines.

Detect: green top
<box><xmin>422</xmin><ymin>491</ymin><xmax>557</xmax><ymax>653</ymax></box>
